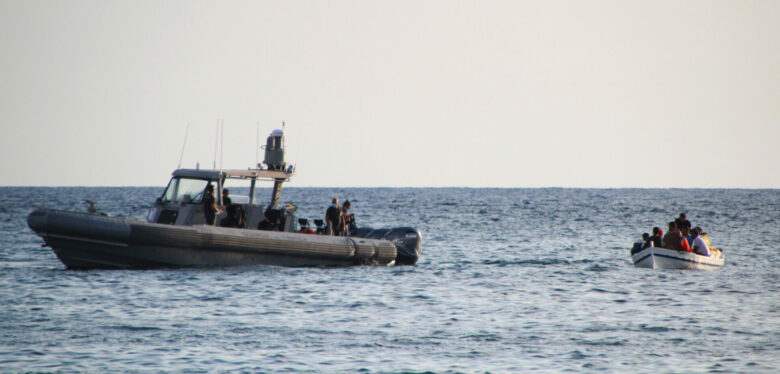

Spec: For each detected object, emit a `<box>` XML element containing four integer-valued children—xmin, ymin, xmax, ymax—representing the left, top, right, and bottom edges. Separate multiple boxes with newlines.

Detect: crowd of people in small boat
<box><xmin>632</xmin><ymin>213</ymin><xmax>719</xmax><ymax>257</ymax></box>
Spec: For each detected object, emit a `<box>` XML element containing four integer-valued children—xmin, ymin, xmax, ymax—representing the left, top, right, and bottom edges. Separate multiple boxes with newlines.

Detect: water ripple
<box><xmin>1</xmin><ymin>187</ymin><xmax>778</xmax><ymax>372</ymax></box>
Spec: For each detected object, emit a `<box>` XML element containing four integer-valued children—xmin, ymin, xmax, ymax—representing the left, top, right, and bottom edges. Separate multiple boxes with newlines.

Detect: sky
<box><xmin>0</xmin><ymin>0</ymin><xmax>778</xmax><ymax>188</ymax></box>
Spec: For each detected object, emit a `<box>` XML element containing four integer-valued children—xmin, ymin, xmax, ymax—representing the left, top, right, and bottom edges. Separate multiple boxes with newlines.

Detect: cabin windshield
<box><xmin>161</xmin><ymin>177</ymin><xmax>213</xmax><ymax>203</ymax></box>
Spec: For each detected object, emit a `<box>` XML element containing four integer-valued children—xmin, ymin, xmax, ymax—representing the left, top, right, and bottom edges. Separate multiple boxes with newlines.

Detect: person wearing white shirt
<box><xmin>691</xmin><ymin>227</ymin><xmax>710</xmax><ymax>256</ymax></box>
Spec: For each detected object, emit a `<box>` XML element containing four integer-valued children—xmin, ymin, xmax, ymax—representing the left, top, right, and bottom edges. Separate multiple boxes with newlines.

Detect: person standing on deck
<box><xmin>325</xmin><ymin>198</ymin><xmax>342</xmax><ymax>235</ymax></box>
<box><xmin>341</xmin><ymin>200</ymin><xmax>355</xmax><ymax>236</ymax></box>
<box><xmin>203</xmin><ymin>184</ymin><xmax>222</xmax><ymax>226</ymax></box>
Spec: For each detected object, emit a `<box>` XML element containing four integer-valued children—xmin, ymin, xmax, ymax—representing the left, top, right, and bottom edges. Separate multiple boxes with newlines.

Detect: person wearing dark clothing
<box><xmin>632</xmin><ymin>233</ymin><xmax>652</xmax><ymax>254</ymax></box>
<box><xmin>649</xmin><ymin>226</ymin><xmax>663</xmax><ymax>248</ymax></box>
<box><xmin>325</xmin><ymin>198</ymin><xmax>342</xmax><ymax>235</ymax></box>
<box><xmin>641</xmin><ymin>233</ymin><xmax>653</xmax><ymax>249</ymax></box>
<box><xmin>202</xmin><ymin>185</ymin><xmax>221</xmax><ymax>226</ymax></box>
<box><xmin>222</xmin><ymin>189</ymin><xmax>232</xmax><ymax>208</ymax></box>
<box><xmin>675</xmin><ymin>213</ymin><xmax>691</xmax><ymax>231</ymax></box>
<box><xmin>220</xmin><ymin>189</ymin><xmax>243</xmax><ymax>227</ymax></box>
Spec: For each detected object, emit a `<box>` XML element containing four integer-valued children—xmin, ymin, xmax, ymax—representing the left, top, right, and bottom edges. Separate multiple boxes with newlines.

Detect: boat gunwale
<box><xmin>632</xmin><ymin>246</ymin><xmax>724</xmax><ymax>269</ymax></box>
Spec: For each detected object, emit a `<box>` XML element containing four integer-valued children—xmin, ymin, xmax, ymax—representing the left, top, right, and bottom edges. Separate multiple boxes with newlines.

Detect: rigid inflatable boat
<box><xmin>27</xmin><ymin>129</ymin><xmax>422</xmax><ymax>269</ymax></box>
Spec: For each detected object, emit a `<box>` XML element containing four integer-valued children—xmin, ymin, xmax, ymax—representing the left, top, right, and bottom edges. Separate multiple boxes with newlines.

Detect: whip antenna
<box><xmin>219</xmin><ymin>120</ymin><xmax>224</xmax><ymax>171</ymax></box>
<box><xmin>177</xmin><ymin>123</ymin><xmax>190</xmax><ymax>169</ymax></box>
<box><xmin>213</xmin><ymin>120</ymin><xmax>220</xmax><ymax>169</ymax></box>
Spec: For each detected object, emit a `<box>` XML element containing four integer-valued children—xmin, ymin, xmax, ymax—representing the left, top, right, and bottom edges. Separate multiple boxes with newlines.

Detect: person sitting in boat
<box><xmin>691</xmin><ymin>227</ymin><xmax>711</xmax><ymax>256</ymax></box>
<box><xmin>662</xmin><ymin>222</ymin><xmax>680</xmax><ymax>250</ymax></box>
<box><xmin>649</xmin><ymin>227</ymin><xmax>663</xmax><ymax>248</ymax></box>
<box><xmin>675</xmin><ymin>213</ymin><xmax>691</xmax><ymax>231</ymax></box>
<box><xmin>698</xmin><ymin>230</ymin><xmax>722</xmax><ymax>255</ymax></box>
<box><xmin>203</xmin><ymin>184</ymin><xmax>223</xmax><ymax>226</ymax></box>
<box><xmin>642</xmin><ymin>233</ymin><xmax>653</xmax><ymax>248</ymax></box>
<box><xmin>325</xmin><ymin>198</ymin><xmax>342</xmax><ymax>235</ymax></box>
<box><xmin>219</xmin><ymin>189</ymin><xmax>243</xmax><ymax>228</ymax></box>
<box><xmin>680</xmin><ymin>225</ymin><xmax>694</xmax><ymax>248</ymax></box>
<box><xmin>632</xmin><ymin>233</ymin><xmax>652</xmax><ymax>254</ymax></box>
<box><xmin>221</xmin><ymin>188</ymin><xmax>232</xmax><ymax>207</ymax></box>
<box><xmin>662</xmin><ymin>221</ymin><xmax>692</xmax><ymax>252</ymax></box>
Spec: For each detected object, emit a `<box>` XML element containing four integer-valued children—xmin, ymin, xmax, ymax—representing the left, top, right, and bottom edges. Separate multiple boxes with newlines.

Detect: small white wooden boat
<box><xmin>632</xmin><ymin>246</ymin><xmax>724</xmax><ymax>270</ymax></box>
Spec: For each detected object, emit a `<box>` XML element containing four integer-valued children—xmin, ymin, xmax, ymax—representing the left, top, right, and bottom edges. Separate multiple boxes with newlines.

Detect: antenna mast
<box><xmin>219</xmin><ymin>120</ymin><xmax>224</xmax><ymax>171</ymax></box>
<box><xmin>213</xmin><ymin>120</ymin><xmax>220</xmax><ymax>169</ymax></box>
<box><xmin>177</xmin><ymin>123</ymin><xmax>190</xmax><ymax>169</ymax></box>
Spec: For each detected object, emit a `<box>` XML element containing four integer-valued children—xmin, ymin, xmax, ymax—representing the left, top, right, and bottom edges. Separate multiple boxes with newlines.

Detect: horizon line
<box><xmin>1</xmin><ymin>185</ymin><xmax>778</xmax><ymax>190</ymax></box>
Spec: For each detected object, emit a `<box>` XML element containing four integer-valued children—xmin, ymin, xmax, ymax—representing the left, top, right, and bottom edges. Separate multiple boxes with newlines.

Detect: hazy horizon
<box><xmin>2</xmin><ymin>185</ymin><xmax>778</xmax><ymax>191</ymax></box>
<box><xmin>2</xmin><ymin>1</ymin><xmax>778</xmax><ymax>188</ymax></box>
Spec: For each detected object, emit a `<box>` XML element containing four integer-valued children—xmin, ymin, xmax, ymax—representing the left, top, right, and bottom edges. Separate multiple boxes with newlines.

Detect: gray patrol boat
<box><xmin>27</xmin><ymin>129</ymin><xmax>421</xmax><ymax>269</ymax></box>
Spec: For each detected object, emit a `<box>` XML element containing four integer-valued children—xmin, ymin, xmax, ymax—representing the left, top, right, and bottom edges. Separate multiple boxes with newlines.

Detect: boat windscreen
<box><xmin>161</xmin><ymin>178</ymin><xmax>212</xmax><ymax>203</ymax></box>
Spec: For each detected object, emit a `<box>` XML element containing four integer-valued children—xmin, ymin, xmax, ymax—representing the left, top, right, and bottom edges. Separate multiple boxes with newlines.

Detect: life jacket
<box><xmin>680</xmin><ymin>238</ymin><xmax>693</xmax><ymax>252</ymax></box>
<box><xmin>701</xmin><ymin>234</ymin><xmax>721</xmax><ymax>255</ymax></box>
<box><xmin>701</xmin><ymin>233</ymin><xmax>712</xmax><ymax>249</ymax></box>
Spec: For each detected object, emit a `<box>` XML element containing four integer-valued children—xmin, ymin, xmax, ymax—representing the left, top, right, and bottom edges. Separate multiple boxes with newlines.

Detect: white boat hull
<box><xmin>632</xmin><ymin>247</ymin><xmax>724</xmax><ymax>270</ymax></box>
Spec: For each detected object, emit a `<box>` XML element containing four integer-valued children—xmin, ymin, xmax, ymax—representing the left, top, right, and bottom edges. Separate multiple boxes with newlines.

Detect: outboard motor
<box><xmin>313</xmin><ymin>219</ymin><xmax>326</xmax><ymax>234</ymax></box>
<box><xmin>263</xmin><ymin>129</ymin><xmax>286</xmax><ymax>171</ymax></box>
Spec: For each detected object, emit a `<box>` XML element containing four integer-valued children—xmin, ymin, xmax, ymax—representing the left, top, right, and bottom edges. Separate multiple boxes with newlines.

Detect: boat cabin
<box><xmin>148</xmin><ymin>128</ymin><xmax>298</xmax><ymax>231</ymax></box>
<box><xmin>148</xmin><ymin>167</ymin><xmax>297</xmax><ymax>231</ymax></box>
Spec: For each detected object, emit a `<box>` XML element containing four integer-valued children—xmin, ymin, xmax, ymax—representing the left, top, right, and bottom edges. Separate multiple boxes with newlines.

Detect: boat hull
<box><xmin>27</xmin><ymin>209</ymin><xmax>415</xmax><ymax>269</ymax></box>
<box><xmin>352</xmin><ymin>227</ymin><xmax>422</xmax><ymax>266</ymax></box>
<box><xmin>632</xmin><ymin>247</ymin><xmax>724</xmax><ymax>270</ymax></box>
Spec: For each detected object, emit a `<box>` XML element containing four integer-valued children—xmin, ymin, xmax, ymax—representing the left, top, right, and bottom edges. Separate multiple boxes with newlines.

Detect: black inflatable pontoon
<box><xmin>27</xmin><ymin>129</ymin><xmax>421</xmax><ymax>269</ymax></box>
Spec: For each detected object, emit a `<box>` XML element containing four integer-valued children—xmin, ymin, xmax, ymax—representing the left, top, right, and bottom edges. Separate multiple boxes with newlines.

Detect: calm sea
<box><xmin>1</xmin><ymin>187</ymin><xmax>778</xmax><ymax>373</ymax></box>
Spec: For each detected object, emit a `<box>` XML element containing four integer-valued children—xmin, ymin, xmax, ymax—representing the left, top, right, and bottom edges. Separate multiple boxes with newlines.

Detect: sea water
<box><xmin>0</xmin><ymin>187</ymin><xmax>778</xmax><ymax>373</ymax></box>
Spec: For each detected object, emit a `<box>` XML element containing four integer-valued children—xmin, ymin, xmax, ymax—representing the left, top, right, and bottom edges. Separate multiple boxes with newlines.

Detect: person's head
<box><xmin>343</xmin><ymin>200</ymin><xmax>351</xmax><ymax>209</ymax></box>
<box><xmin>691</xmin><ymin>228</ymin><xmax>700</xmax><ymax>238</ymax></box>
<box><xmin>222</xmin><ymin>189</ymin><xmax>229</xmax><ymax>196</ymax></box>
<box><xmin>679</xmin><ymin>213</ymin><xmax>686</xmax><ymax>220</ymax></box>
<box><xmin>331</xmin><ymin>197</ymin><xmax>339</xmax><ymax>204</ymax></box>
<box><xmin>681</xmin><ymin>226</ymin><xmax>690</xmax><ymax>236</ymax></box>
<box><xmin>642</xmin><ymin>233</ymin><xmax>650</xmax><ymax>241</ymax></box>
<box><xmin>668</xmin><ymin>221</ymin><xmax>677</xmax><ymax>230</ymax></box>
<box><xmin>652</xmin><ymin>227</ymin><xmax>660</xmax><ymax>235</ymax></box>
<box><xmin>206</xmin><ymin>185</ymin><xmax>214</xmax><ymax>193</ymax></box>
